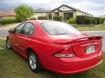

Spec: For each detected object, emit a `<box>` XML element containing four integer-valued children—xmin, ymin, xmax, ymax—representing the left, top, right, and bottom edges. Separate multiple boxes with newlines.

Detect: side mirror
<box><xmin>8</xmin><ymin>28</ymin><xmax>15</xmax><ymax>33</ymax></box>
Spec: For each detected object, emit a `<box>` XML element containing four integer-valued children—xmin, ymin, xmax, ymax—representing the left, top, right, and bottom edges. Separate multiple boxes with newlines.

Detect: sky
<box><xmin>0</xmin><ymin>0</ymin><xmax>105</xmax><ymax>16</ymax></box>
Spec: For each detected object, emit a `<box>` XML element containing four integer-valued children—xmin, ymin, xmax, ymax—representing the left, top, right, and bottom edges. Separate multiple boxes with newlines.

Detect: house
<box><xmin>102</xmin><ymin>15</ymin><xmax>105</xmax><ymax>18</ymax></box>
<box><xmin>33</xmin><ymin>4</ymin><xmax>92</xmax><ymax>21</ymax></box>
<box><xmin>0</xmin><ymin>11</ymin><xmax>16</xmax><ymax>20</ymax></box>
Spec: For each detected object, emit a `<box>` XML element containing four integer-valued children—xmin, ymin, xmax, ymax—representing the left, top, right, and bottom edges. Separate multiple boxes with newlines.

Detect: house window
<box><xmin>64</xmin><ymin>13</ymin><xmax>73</xmax><ymax>20</ymax></box>
<box><xmin>54</xmin><ymin>12</ymin><xmax>59</xmax><ymax>16</ymax></box>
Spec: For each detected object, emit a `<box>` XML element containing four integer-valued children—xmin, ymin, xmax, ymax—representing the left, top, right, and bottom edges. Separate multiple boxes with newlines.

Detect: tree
<box><xmin>15</xmin><ymin>4</ymin><xmax>34</xmax><ymax>22</ymax></box>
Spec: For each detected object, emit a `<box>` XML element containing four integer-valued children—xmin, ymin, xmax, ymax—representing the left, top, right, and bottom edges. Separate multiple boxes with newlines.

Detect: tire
<box><xmin>6</xmin><ymin>38</ymin><xmax>12</xmax><ymax>49</ymax></box>
<box><xmin>28</xmin><ymin>50</ymin><xmax>43</xmax><ymax>73</ymax></box>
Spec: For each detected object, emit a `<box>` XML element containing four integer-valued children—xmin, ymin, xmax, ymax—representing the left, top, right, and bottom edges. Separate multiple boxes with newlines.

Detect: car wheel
<box><xmin>28</xmin><ymin>50</ymin><xmax>43</xmax><ymax>73</ymax></box>
<box><xmin>6</xmin><ymin>38</ymin><xmax>12</xmax><ymax>49</ymax></box>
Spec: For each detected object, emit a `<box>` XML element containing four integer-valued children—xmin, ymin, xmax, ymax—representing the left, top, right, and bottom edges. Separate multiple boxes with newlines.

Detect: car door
<box><xmin>15</xmin><ymin>22</ymin><xmax>35</xmax><ymax>57</ymax></box>
<box><xmin>10</xmin><ymin>23</ymin><xmax>26</xmax><ymax>51</ymax></box>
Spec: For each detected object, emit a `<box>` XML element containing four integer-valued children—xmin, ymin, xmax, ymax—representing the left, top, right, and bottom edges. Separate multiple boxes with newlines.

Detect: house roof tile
<box><xmin>0</xmin><ymin>11</ymin><xmax>16</xmax><ymax>17</ymax></box>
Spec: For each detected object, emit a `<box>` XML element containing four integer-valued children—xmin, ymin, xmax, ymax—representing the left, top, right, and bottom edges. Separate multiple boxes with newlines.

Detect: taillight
<box><xmin>54</xmin><ymin>46</ymin><xmax>75</xmax><ymax>58</ymax></box>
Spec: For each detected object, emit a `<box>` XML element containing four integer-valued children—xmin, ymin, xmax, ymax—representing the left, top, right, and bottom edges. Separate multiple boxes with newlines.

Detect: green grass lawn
<box><xmin>74</xmin><ymin>24</ymin><xmax>105</xmax><ymax>31</ymax></box>
<box><xmin>0</xmin><ymin>39</ymin><xmax>105</xmax><ymax>78</ymax></box>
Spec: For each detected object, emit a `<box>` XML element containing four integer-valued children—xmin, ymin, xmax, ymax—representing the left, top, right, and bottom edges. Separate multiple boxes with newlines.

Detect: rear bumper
<box><xmin>45</xmin><ymin>51</ymin><xmax>103</xmax><ymax>74</ymax></box>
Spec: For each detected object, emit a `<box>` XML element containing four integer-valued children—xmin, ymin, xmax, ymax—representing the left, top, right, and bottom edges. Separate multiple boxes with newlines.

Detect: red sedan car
<box><xmin>6</xmin><ymin>20</ymin><xmax>103</xmax><ymax>74</ymax></box>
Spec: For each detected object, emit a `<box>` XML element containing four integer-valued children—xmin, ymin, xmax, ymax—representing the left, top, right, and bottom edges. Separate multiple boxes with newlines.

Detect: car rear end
<box><xmin>39</xmin><ymin>21</ymin><xmax>103</xmax><ymax>74</ymax></box>
<box><xmin>47</xmin><ymin>36</ymin><xmax>103</xmax><ymax>74</ymax></box>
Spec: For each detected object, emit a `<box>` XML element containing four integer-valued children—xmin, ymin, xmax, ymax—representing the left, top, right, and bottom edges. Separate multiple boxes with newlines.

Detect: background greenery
<box><xmin>76</xmin><ymin>16</ymin><xmax>105</xmax><ymax>25</ymax></box>
<box><xmin>0</xmin><ymin>18</ymin><xmax>18</xmax><ymax>25</ymax></box>
<box><xmin>15</xmin><ymin>4</ymin><xmax>34</xmax><ymax>22</ymax></box>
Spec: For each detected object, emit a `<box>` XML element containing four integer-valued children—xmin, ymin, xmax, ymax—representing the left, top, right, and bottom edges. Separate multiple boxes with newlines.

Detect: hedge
<box><xmin>0</xmin><ymin>19</ymin><xmax>18</xmax><ymax>25</ymax></box>
<box><xmin>53</xmin><ymin>16</ymin><xmax>62</xmax><ymax>21</ymax></box>
<box><xmin>76</xmin><ymin>16</ymin><xmax>105</xmax><ymax>25</ymax></box>
<box><xmin>38</xmin><ymin>16</ymin><xmax>48</xmax><ymax>20</ymax></box>
<box><xmin>76</xmin><ymin>16</ymin><xmax>85</xmax><ymax>24</ymax></box>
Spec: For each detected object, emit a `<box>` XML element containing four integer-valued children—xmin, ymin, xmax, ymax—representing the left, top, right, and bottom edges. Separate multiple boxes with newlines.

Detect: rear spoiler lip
<box><xmin>53</xmin><ymin>36</ymin><xmax>103</xmax><ymax>44</ymax></box>
<box><xmin>75</xmin><ymin>36</ymin><xmax>103</xmax><ymax>41</ymax></box>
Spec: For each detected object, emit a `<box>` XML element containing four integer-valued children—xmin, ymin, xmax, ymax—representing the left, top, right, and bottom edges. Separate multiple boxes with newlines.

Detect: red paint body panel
<box><xmin>8</xmin><ymin>20</ymin><xmax>103</xmax><ymax>74</ymax></box>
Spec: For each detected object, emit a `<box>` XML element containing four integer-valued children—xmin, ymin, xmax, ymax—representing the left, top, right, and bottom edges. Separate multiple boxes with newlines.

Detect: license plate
<box><xmin>86</xmin><ymin>46</ymin><xmax>95</xmax><ymax>54</ymax></box>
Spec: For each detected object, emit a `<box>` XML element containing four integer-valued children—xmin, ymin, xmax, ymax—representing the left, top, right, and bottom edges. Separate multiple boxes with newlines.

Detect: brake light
<box><xmin>54</xmin><ymin>46</ymin><xmax>75</xmax><ymax>58</ymax></box>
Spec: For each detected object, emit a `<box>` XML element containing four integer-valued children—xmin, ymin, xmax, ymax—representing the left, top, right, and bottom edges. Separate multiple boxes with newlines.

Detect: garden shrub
<box><xmin>99</xmin><ymin>18</ymin><xmax>105</xmax><ymax>24</ymax></box>
<box><xmin>38</xmin><ymin>16</ymin><xmax>48</xmax><ymax>20</ymax></box>
<box><xmin>67</xmin><ymin>18</ymin><xmax>76</xmax><ymax>24</ymax></box>
<box><xmin>53</xmin><ymin>16</ymin><xmax>62</xmax><ymax>21</ymax></box>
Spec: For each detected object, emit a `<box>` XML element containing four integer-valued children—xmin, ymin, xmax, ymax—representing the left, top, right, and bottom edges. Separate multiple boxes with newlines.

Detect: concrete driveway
<box><xmin>0</xmin><ymin>23</ymin><xmax>19</xmax><ymax>39</ymax></box>
<box><xmin>0</xmin><ymin>23</ymin><xmax>105</xmax><ymax>51</ymax></box>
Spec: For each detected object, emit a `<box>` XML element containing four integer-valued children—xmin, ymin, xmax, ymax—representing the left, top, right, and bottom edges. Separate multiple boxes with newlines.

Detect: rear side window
<box><xmin>28</xmin><ymin>25</ymin><xmax>34</xmax><ymax>35</ymax></box>
<box><xmin>22</xmin><ymin>23</ymin><xmax>35</xmax><ymax>35</ymax></box>
<box><xmin>22</xmin><ymin>23</ymin><xmax>32</xmax><ymax>35</ymax></box>
<box><xmin>15</xmin><ymin>23</ymin><xmax>25</xmax><ymax>34</ymax></box>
